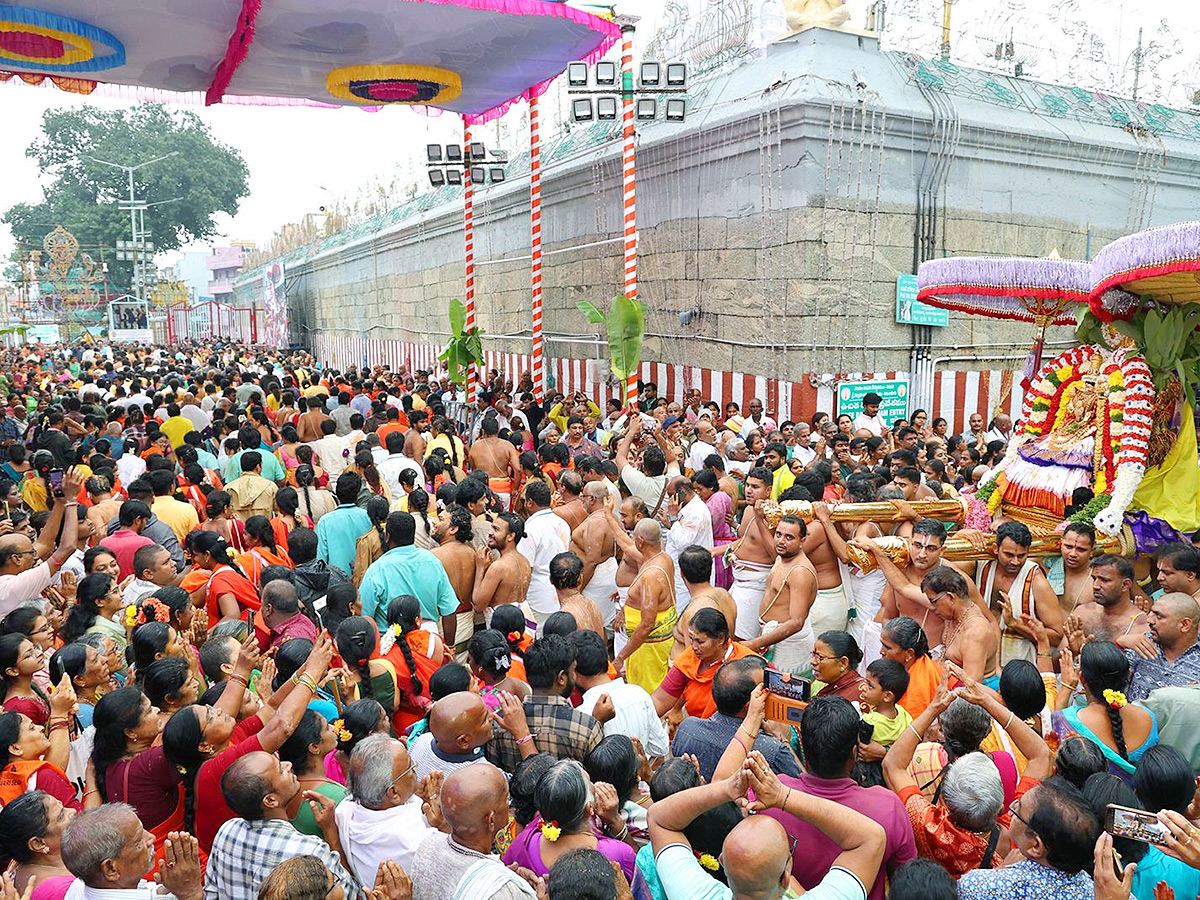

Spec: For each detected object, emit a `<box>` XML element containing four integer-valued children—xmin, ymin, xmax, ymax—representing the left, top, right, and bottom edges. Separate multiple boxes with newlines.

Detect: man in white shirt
<box><xmin>739</xmin><ymin>398</ymin><xmax>778</xmax><ymax>438</ymax></box>
<box><xmin>790</xmin><ymin>422</ymin><xmax>817</xmax><ymax>467</ymax></box>
<box><xmin>574</xmin><ymin>630</ymin><xmax>669</xmax><ymax>756</ymax></box>
<box><xmin>662</xmin><ymin>477</ymin><xmax>714</xmax><ymax>613</ymax></box>
<box><xmin>0</xmin><ymin>473</ymin><xmax>81</xmax><ymax>617</ymax></box>
<box><xmin>851</xmin><ymin>392</ymin><xmax>884</xmax><ymax>436</ymax></box>
<box><xmin>984</xmin><ymin>413</ymin><xmax>1013</xmax><ymax>446</ymax></box>
<box><xmin>685</xmin><ymin>419</ymin><xmax>719</xmax><ymax>475</ymax></box>
<box><xmin>335</xmin><ymin>734</ymin><xmax>440</xmax><ymax>885</ymax></box>
<box><xmin>615</xmin><ymin>419</ymin><xmax>680</xmax><ymax>513</ymax></box>
<box><xmin>722</xmin><ymin>438</ymin><xmax>752</xmax><ymax>477</ymax></box>
<box><xmin>180</xmin><ymin>394</ymin><xmax>212</xmax><ymax>432</ymax></box>
<box><xmin>378</xmin><ymin>432</ymin><xmax>423</xmax><ymax>498</ymax></box>
<box><xmin>517</xmin><ymin>480</ymin><xmax>571</xmax><ymax>626</ymax></box>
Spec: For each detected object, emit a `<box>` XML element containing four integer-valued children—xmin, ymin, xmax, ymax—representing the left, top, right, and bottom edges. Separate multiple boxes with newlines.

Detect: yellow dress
<box><xmin>623</xmin><ymin>604</ymin><xmax>677</xmax><ymax>693</ymax></box>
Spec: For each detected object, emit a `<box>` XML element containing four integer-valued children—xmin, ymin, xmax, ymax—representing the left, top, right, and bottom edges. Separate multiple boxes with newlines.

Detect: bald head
<box><xmin>583</xmin><ymin>481</ymin><xmax>608</xmax><ymax>502</ymax></box>
<box><xmin>721</xmin><ymin>815</ymin><xmax>791</xmax><ymax>896</ymax></box>
<box><xmin>1151</xmin><ymin>591</ymin><xmax>1200</xmax><ymax>651</ymax></box>
<box><xmin>668</xmin><ymin>476</ymin><xmax>692</xmax><ymax>497</ymax></box>
<box><xmin>634</xmin><ymin>518</ymin><xmax>662</xmax><ymax>546</ymax></box>
<box><xmin>0</xmin><ymin>533</ymin><xmax>35</xmax><ymax>572</ymax></box>
<box><xmin>441</xmin><ymin>763</ymin><xmax>509</xmax><ymax>846</ymax></box>
<box><xmin>429</xmin><ymin>692</ymin><xmax>491</xmax><ymax>753</ymax></box>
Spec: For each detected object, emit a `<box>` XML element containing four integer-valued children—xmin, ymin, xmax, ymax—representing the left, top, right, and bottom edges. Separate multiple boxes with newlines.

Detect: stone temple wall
<box><xmin>236</xmin><ymin>28</ymin><xmax>1200</xmax><ymax>385</ymax></box>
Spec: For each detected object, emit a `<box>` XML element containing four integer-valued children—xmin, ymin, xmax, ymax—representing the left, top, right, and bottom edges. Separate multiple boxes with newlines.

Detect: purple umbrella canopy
<box><xmin>0</xmin><ymin>0</ymin><xmax>619</xmax><ymax>121</ymax></box>
<box><xmin>916</xmin><ymin>255</ymin><xmax>1090</xmax><ymax>325</ymax></box>
<box><xmin>1090</xmin><ymin>221</ymin><xmax>1200</xmax><ymax>319</ymax></box>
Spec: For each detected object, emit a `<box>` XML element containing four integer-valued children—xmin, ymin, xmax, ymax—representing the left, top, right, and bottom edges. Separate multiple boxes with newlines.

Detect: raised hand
<box><xmin>159</xmin><ymin>831</ymin><xmax>203</xmax><ymax>900</ymax></box>
<box><xmin>1093</xmin><ymin>832</ymin><xmax>1136</xmax><ymax>900</ymax></box>
<box><xmin>58</xmin><ymin>570</ymin><xmax>77</xmax><ymax>602</ymax></box>
<box><xmin>370</xmin><ymin>860</ymin><xmax>412</xmax><ymax>900</ymax></box>
<box><xmin>944</xmin><ymin>662</ymin><xmax>987</xmax><ymax>707</ymax></box>
<box><xmin>235</xmin><ymin>630</ymin><xmax>263</xmax><ymax>676</ymax></box>
<box><xmin>303</xmin><ymin>631</ymin><xmax>335</xmax><ymax>681</ymax></box>
<box><xmin>591</xmin><ymin>693</ymin><xmax>615</xmax><ymax>724</ymax></box>
<box><xmin>49</xmin><ymin>671</ymin><xmax>77</xmax><ymax>718</ymax></box>
<box><xmin>593</xmin><ymin>781</ymin><xmax>624</xmax><ymax>833</ymax></box>
<box><xmin>1059</xmin><ymin>647</ymin><xmax>1079</xmax><ymax>690</ymax></box>
<box><xmin>743</xmin><ymin>751</ymin><xmax>785</xmax><ymax>811</ymax></box>
<box><xmin>303</xmin><ymin>790</ymin><xmax>338</xmax><ymax>835</ymax></box>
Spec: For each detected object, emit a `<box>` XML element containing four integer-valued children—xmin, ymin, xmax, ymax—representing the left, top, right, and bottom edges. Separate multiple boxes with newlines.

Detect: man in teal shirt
<box><xmin>358</xmin><ymin>511</ymin><xmax>459</xmax><ymax>645</ymax></box>
<box><xmin>223</xmin><ymin>426</ymin><xmax>286</xmax><ymax>485</ymax></box>
<box><xmin>316</xmin><ymin>473</ymin><xmax>373</xmax><ymax>577</ymax></box>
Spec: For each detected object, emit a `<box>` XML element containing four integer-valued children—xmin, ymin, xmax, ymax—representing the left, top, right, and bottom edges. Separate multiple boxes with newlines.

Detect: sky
<box><xmin>0</xmin><ymin>0</ymin><xmax>1195</xmax><ymax>276</ymax></box>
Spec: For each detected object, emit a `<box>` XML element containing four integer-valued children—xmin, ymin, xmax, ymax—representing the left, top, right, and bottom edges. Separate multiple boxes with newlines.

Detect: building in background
<box><xmin>172</xmin><ymin>251</ymin><xmax>210</xmax><ymax>303</ymax></box>
<box><xmin>207</xmin><ymin>242</ymin><xmax>256</xmax><ymax>298</ymax></box>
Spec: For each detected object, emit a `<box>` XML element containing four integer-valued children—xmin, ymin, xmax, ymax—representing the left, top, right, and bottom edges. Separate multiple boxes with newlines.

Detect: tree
<box><xmin>439</xmin><ymin>299</ymin><xmax>484</xmax><ymax>386</ymax></box>
<box><xmin>4</xmin><ymin>103</ymin><xmax>249</xmax><ymax>290</ymax></box>
<box><xmin>577</xmin><ymin>294</ymin><xmax>645</xmax><ymax>402</ymax></box>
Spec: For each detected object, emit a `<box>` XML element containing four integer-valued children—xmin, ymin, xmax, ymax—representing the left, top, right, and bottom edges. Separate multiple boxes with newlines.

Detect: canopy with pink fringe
<box><xmin>0</xmin><ymin>0</ymin><xmax>619</xmax><ymax>123</ymax></box>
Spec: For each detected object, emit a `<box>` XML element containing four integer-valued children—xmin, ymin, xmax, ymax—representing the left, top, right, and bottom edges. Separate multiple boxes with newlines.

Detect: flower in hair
<box><xmin>541</xmin><ymin>820</ymin><xmax>562</xmax><ymax>842</ymax></box>
<box><xmin>332</xmin><ymin>719</ymin><xmax>352</xmax><ymax>742</ymax></box>
<box><xmin>392</xmin><ymin>624</ymin><xmax>402</xmax><ymax>637</ymax></box>
<box><xmin>124</xmin><ymin>604</ymin><xmax>138</xmax><ymax>628</ymax></box>
<box><xmin>698</xmin><ymin>853</ymin><xmax>720</xmax><ymax>871</ymax></box>
<box><xmin>507</xmin><ymin>630</ymin><xmax>522</xmax><ymax>643</ymax></box>
<box><xmin>136</xmin><ymin>597</ymin><xmax>172</xmax><ymax>626</ymax></box>
<box><xmin>1103</xmin><ymin>689</ymin><xmax>1127</xmax><ymax>709</ymax></box>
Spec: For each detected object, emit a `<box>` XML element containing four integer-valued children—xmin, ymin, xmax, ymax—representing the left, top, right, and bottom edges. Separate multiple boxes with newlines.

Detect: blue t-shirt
<box><xmin>1131</xmin><ymin>846</ymin><xmax>1200</xmax><ymax>900</ymax></box>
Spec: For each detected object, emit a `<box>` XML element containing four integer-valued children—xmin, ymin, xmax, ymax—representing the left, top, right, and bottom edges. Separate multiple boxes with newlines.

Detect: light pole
<box><xmin>86</xmin><ymin>152</ymin><xmax>179</xmax><ymax>302</ymax></box>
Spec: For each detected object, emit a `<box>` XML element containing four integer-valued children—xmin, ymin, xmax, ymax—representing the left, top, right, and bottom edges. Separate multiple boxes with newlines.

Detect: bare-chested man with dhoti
<box><xmin>855</xmin><ymin>519</ymin><xmax>992</xmax><ymax>652</ymax></box>
<box><xmin>553</xmin><ymin>471</ymin><xmax>588</xmax><ymax>532</ymax></box>
<box><xmin>726</xmin><ymin>466</ymin><xmax>776</xmax><ymax>641</ymax></box>
<box><xmin>1055</xmin><ymin>522</ymin><xmax>1097</xmax><ymax>624</ymax></box>
<box><xmin>613</xmin><ymin>519</ymin><xmax>677</xmax><ymax>693</ymax></box>
<box><xmin>433</xmin><ymin>505</ymin><xmax>478</xmax><ymax>659</ymax></box>
<box><xmin>744</xmin><ymin>515</ymin><xmax>817</xmax><ymax>674</ymax></box>
<box><xmin>672</xmin><ymin>544</ymin><xmax>738</xmax><ymax>662</ymax></box>
<box><xmin>473</xmin><ymin>513</ymin><xmax>531</xmax><ymax>624</ymax></box>
<box><xmin>571</xmin><ymin>482</ymin><xmax>620</xmax><ymax>635</ymax></box>
<box><xmin>549</xmin><ymin>551</ymin><xmax>606</xmax><ymax>637</ymax></box>
<box><xmin>923</xmin><ymin>565</ymin><xmax>999</xmax><ymax>687</ymax></box>
<box><xmin>467</xmin><ymin>415</ymin><xmax>520</xmax><ymax>510</ymax></box>
<box><xmin>976</xmin><ymin>520</ymin><xmax>1063</xmax><ymax>665</ymax></box>
<box><xmin>608</xmin><ymin>497</ymin><xmax>648</xmax><ymax>645</ymax></box>
<box><xmin>1064</xmin><ymin>553</ymin><xmax>1148</xmax><ymax>652</ymax></box>
<box><xmin>793</xmin><ymin>489</ymin><xmax>851</xmax><ymax>638</ymax></box>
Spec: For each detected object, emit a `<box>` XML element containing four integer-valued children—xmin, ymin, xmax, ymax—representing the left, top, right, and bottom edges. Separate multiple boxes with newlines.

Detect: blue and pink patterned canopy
<box><xmin>0</xmin><ymin>0</ymin><xmax>619</xmax><ymax>122</ymax></box>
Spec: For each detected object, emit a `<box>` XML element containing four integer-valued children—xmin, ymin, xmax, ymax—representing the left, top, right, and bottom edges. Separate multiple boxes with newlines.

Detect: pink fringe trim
<box><xmin>206</xmin><ymin>0</ymin><xmax>263</xmax><ymax>106</ymax></box>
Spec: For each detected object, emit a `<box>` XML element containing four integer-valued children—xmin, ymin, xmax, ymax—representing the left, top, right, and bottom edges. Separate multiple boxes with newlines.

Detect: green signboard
<box><xmin>896</xmin><ymin>274</ymin><xmax>949</xmax><ymax>327</ymax></box>
<box><xmin>837</xmin><ymin>378</ymin><xmax>909</xmax><ymax>427</ymax></box>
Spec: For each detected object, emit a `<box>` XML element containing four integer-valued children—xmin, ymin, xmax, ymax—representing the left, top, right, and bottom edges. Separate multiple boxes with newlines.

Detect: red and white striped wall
<box><xmin>311</xmin><ymin>334</ymin><xmax>1025</xmax><ymax>434</ymax></box>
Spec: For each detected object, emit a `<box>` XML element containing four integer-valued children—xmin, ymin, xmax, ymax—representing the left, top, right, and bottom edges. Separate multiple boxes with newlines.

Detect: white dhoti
<box><xmin>859</xmin><ymin>619</ymin><xmax>884</xmax><ymax>674</ymax></box>
<box><xmin>582</xmin><ymin>557</ymin><xmax>620</xmax><ymax>627</ymax></box>
<box><xmin>613</xmin><ymin>582</ymin><xmax>630</xmax><ymax>658</ymax></box>
<box><xmin>759</xmin><ymin>618</ymin><xmax>815</xmax><ymax>675</ymax></box>
<box><xmin>808</xmin><ymin>582</ymin><xmax>850</xmax><ymax>639</ymax></box>
<box><xmin>730</xmin><ymin>558</ymin><xmax>771</xmax><ymax>641</ymax></box>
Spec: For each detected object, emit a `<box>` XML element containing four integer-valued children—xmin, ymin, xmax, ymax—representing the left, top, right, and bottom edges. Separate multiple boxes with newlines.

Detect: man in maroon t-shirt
<box><xmin>762</xmin><ymin>695</ymin><xmax>916</xmax><ymax>900</ymax></box>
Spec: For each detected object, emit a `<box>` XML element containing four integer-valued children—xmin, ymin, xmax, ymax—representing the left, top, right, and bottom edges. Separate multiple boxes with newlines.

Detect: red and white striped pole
<box><xmin>529</xmin><ymin>93</ymin><xmax>545</xmax><ymax>403</ymax></box>
<box><xmin>619</xmin><ymin>20</ymin><xmax>639</xmax><ymax>411</ymax></box>
<box><xmin>463</xmin><ymin>121</ymin><xmax>477</xmax><ymax>405</ymax></box>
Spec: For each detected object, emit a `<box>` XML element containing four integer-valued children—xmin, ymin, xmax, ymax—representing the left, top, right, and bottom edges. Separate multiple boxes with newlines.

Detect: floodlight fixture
<box><xmin>426</xmin><ymin>143</ymin><xmax>443</xmax><ymax>162</ymax></box>
<box><xmin>666</xmin><ymin>62</ymin><xmax>687</xmax><ymax>87</ymax></box>
<box><xmin>568</xmin><ymin>62</ymin><xmax>589</xmax><ymax>86</ymax></box>
<box><xmin>572</xmin><ymin>98</ymin><xmax>594</xmax><ymax>121</ymax></box>
<box><xmin>596</xmin><ymin>96</ymin><xmax>618</xmax><ymax>120</ymax></box>
<box><xmin>665</xmin><ymin>98</ymin><xmax>686</xmax><ymax>121</ymax></box>
<box><xmin>489</xmin><ymin>167</ymin><xmax>506</xmax><ymax>183</ymax></box>
<box><xmin>446</xmin><ymin>168</ymin><xmax>463</xmax><ymax>185</ymax></box>
<box><xmin>429</xmin><ymin>170</ymin><xmax>446</xmax><ymax>187</ymax></box>
<box><xmin>639</xmin><ymin>61</ymin><xmax>661</xmax><ymax>87</ymax></box>
<box><xmin>446</xmin><ymin>144</ymin><xmax>463</xmax><ymax>162</ymax></box>
<box><xmin>470</xmin><ymin>166</ymin><xmax>486</xmax><ymax>184</ymax></box>
<box><xmin>469</xmin><ymin>141</ymin><xmax>486</xmax><ymax>161</ymax></box>
<box><xmin>595</xmin><ymin>61</ymin><xmax>618</xmax><ymax>86</ymax></box>
<box><xmin>636</xmin><ymin>98</ymin><xmax>657</xmax><ymax>120</ymax></box>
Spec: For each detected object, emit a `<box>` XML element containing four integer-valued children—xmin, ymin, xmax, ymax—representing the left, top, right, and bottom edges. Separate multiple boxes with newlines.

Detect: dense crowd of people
<box><xmin>1</xmin><ymin>341</ymin><xmax>1199</xmax><ymax>900</ymax></box>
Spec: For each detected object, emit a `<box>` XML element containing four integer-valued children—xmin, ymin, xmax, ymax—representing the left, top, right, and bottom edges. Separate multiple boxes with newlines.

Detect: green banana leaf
<box><xmin>576</xmin><ymin>295</ymin><xmax>646</xmax><ymax>381</ymax></box>
<box><xmin>606</xmin><ymin>294</ymin><xmax>645</xmax><ymax>381</ymax></box>
<box><xmin>439</xmin><ymin>298</ymin><xmax>485</xmax><ymax>386</ymax></box>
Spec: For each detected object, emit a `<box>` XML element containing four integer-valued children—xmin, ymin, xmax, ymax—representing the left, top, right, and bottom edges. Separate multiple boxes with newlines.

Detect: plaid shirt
<box><xmin>1127</xmin><ymin>639</ymin><xmax>1200</xmax><ymax>702</ymax></box>
<box><xmin>204</xmin><ymin>817</ymin><xmax>360</xmax><ymax>900</ymax></box>
<box><xmin>486</xmin><ymin>693</ymin><xmax>604</xmax><ymax>773</ymax></box>
<box><xmin>0</xmin><ymin>417</ymin><xmax>20</xmax><ymax>443</ymax></box>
